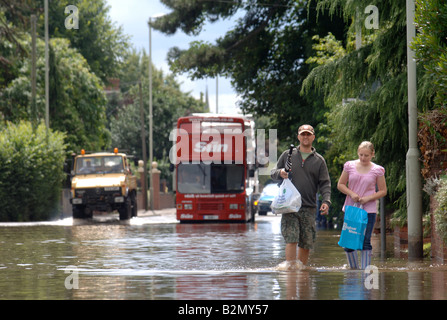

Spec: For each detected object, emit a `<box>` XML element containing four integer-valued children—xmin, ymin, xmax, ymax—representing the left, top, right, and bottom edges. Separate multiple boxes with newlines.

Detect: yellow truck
<box><xmin>70</xmin><ymin>148</ymin><xmax>137</xmax><ymax>220</ymax></box>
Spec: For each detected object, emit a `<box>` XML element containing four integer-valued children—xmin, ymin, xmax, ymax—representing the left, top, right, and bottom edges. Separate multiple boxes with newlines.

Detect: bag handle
<box><xmin>277</xmin><ymin>144</ymin><xmax>295</xmax><ymax>187</ymax></box>
<box><xmin>352</xmin><ymin>189</ymin><xmax>365</xmax><ymax>209</ymax></box>
<box><xmin>353</xmin><ymin>202</ymin><xmax>364</xmax><ymax>209</ymax></box>
<box><xmin>284</xmin><ymin>144</ymin><xmax>295</xmax><ymax>173</ymax></box>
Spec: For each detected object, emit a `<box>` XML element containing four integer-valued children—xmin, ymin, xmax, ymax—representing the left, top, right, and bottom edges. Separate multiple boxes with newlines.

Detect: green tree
<box><xmin>301</xmin><ymin>0</ymin><xmax>438</xmax><ymax>218</ymax></box>
<box><xmin>412</xmin><ymin>0</ymin><xmax>447</xmax><ymax>108</ymax></box>
<box><xmin>0</xmin><ymin>36</ymin><xmax>110</xmax><ymax>152</ymax></box>
<box><xmin>44</xmin><ymin>0</ymin><xmax>130</xmax><ymax>82</ymax></box>
<box><xmin>110</xmin><ymin>51</ymin><xmax>206</xmax><ymax>161</ymax></box>
<box><xmin>0</xmin><ymin>121</ymin><xmax>66</xmax><ymax>221</ymax></box>
<box><xmin>151</xmin><ymin>0</ymin><xmax>346</xmax><ymax>142</ymax></box>
<box><xmin>0</xmin><ymin>3</ymin><xmax>29</xmax><ymax>92</ymax></box>
<box><xmin>411</xmin><ymin>0</ymin><xmax>447</xmax><ymax>186</ymax></box>
<box><xmin>0</xmin><ymin>0</ymin><xmax>129</xmax><ymax>86</ymax></box>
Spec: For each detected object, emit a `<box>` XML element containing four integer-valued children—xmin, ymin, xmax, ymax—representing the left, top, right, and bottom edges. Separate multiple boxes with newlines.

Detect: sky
<box><xmin>105</xmin><ymin>0</ymin><xmax>241</xmax><ymax>114</ymax></box>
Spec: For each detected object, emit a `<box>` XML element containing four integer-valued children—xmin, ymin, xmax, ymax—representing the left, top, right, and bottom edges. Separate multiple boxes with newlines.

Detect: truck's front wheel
<box><xmin>73</xmin><ymin>205</ymin><xmax>91</xmax><ymax>219</ymax></box>
<box><xmin>118</xmin><ymin>197</ymin><xmax>132</xmax><ymax>220</ymax></box>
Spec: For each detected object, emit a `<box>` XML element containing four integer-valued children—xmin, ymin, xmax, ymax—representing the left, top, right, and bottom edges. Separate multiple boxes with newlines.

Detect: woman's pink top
<box><xmin>342</xmin><ymin>160</ymin><xmax>385</xmax><ymax>213</ymax></box>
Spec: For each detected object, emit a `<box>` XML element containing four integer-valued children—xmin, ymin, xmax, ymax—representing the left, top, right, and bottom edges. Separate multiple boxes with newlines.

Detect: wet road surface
<box><xmin>0</xmin><ymin>211</ymin><xmax>446</xmax><ymax>300</ymax></box>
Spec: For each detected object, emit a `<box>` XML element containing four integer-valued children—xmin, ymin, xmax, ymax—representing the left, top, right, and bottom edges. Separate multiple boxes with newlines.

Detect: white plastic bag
<box><xmin>271</xmin><ymin>178</ymin><xmax>302</xmax><ymax>214</ymax></box>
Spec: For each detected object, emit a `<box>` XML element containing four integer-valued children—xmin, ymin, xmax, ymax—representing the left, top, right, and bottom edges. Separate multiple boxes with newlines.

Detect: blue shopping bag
<box><xmin>338</xmin><ymin>205</ymin><xmax>368</xmax><ymax>250</ymax></box>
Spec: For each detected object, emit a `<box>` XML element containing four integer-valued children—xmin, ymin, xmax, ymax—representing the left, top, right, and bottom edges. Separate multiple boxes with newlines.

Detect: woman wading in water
<box><xmin>337</xmin><ymin>141</ymin><xmax>387</xmax><ymax>269</ymax></box>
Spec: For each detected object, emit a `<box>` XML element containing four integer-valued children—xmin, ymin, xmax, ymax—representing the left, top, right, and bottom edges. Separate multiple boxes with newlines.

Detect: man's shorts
<box><xmin>281</xmin><ymin>207</ymin><xmax>316</xmax><ymax>249</ymax></box>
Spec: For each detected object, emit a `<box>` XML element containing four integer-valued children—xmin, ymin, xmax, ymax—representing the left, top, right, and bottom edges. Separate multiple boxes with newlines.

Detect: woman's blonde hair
<box><xmin>358</xmin><ymin>141</ymin><xmax>375</xmax><ymax>154</ymax></box>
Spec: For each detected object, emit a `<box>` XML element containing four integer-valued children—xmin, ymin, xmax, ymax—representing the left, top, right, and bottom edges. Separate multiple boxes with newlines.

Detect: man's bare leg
<box><xmin>298</xmin><ymin>247</ymin><xmax>310</xmax><ymax>265</ymax></box>
<box><xmin>285</xmin><ymin>243</ymin><xmax>297</xmax><ymax>261</ymax></box>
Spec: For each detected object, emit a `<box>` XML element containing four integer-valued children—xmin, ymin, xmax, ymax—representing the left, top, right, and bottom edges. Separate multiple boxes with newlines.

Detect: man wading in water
<box><xmin>271</xmin><ymin>125</ymin><xmax>331</xmax><ymax>268</ymax></box>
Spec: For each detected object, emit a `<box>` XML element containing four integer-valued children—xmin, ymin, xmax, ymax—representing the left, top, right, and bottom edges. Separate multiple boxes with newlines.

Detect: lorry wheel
<box><xmin>119</xmin><ymin>198</ymin><xmax>132</xmax><ymax>220</ymax></box>
<box><xmin>73</xmin><ymin>205</ymin><xmax>85</xmax><ymax>219</ymax></box>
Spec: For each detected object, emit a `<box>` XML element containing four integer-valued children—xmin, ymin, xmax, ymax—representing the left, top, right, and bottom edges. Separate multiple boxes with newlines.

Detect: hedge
<box><xmin>0</xmin><ymin>121</ymin><xmax>66</xmax><ymax>221</ymax></box>
<box><xmin>435</xmin><ymin>176</ymin><xmax>447</xmax><ymax>244</ymax></box>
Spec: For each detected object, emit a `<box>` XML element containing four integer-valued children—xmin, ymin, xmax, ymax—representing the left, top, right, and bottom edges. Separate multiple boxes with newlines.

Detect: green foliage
<box><xmin>108</xmin><ymin>51</ymin><xmax>207</xmax><ymax>189</ymax></box>
<box><xmin>0</xmin><ymin>121</ymin><xmax>66</xmax><ymax>221</ymax></box>
<box><xmin>152</xmin><ymin>0</ymin><xmax>239</xmax><ymax>36</ymax></box>
<box><xmin>412</xmin><ymin>0</ymin><xmax>447</xmax><ymax>108</ymax></box>
<box><xmin>48</xmin><ymin>38</ymin><xmax>110</xmax><ymax>152</ymax></box>
<box><xmin>152</xmin><ymin>0</ymin><xmax>347</xmax><ymax>143</ymax></box>
<box><xmin>168</xmin><ymin>40</ymin><xmax>226</xmax><ymax>78</ymax></box>
<box><xmin>0</xmin><ymin>36</ymin><xmax>110</xmax><ymax>152</ymax></box>
<box><xmin>305</xmin><ymin>33</ymin><xmax>346</xmax><ymax>66</ymax></box>
<box><xmin>301</xmin><ymin>0</ymin><xmax>434</xmax><ymax>218</ymax></box>
<box><xmin>434</xmin><ymin>176</ymin><xmax>447</xmax><ymax>244</ymax></box>
<box><xmin>109</xmin><ymin>51</ymin><xmax>207</xmax><ymax>161</ymax></box>
<box><xmin>0</xmin><ymin>0</ymin><xmax>129</xmax><ymax>85</ymax></box>
<box><xmin>45</xmin><ymin>0</ymin><xmax>130</xmax><ymax>82</ymax></box>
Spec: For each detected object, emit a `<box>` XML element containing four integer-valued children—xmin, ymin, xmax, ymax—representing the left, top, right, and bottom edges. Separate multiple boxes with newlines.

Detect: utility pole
<box><xmin>139</xmin><ymin>82</ymin><xmax>148</xmax><ymax>211</ymax></box>
<box><xmin>148</xmin><ymin>17</ymin><xmax>153</xmax><ymax>210</ymax></box>
<box><xmin>44</xmin><ymin>0</ymin><xmax>49</xmax><ymax>129</ymax></box>
<box><xmin>406</xmin><ymin>0</ymin><xmax>423</xmax><ymax>260</ymax></box>
<box><xmin>147</xmin><ymin>13</ymin><xmax>166</xmax><ymax>210</ymax></box>
<box><xmin>216</xmin><ymin>76</ymin><xmax>219</xmax><ymax>113</ymax></box>
<box><xmin>31</xmin><ymin>15</ymin><xmax>37</xmax><ymax>130</ymax></box>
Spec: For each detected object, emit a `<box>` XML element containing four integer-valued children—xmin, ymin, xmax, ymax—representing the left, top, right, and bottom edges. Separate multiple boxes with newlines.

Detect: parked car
<box><xmin>256</xmin><ymin>183</ymin><xmax>279</xmax><ymax>215</ymax></box>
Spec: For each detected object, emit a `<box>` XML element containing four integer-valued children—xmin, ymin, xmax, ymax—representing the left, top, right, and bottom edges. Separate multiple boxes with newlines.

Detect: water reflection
<box><xmin>0</xmin><ymin>215</ymin><xmax>447</xmax><ymax>299</ymax></box>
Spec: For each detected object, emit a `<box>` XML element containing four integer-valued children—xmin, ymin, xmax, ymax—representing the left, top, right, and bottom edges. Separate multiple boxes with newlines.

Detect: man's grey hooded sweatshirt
<box><xmin>270</xmin><ymin>146</ymin><xmax>331</xmax><ymax>209</ymax></box>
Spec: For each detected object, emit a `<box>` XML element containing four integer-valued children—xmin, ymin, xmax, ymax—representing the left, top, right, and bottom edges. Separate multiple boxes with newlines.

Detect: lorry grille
<box><xmin>75</xmin><ymin>188</ymin><xmax>118</xmax><ymax>202</ymax></box>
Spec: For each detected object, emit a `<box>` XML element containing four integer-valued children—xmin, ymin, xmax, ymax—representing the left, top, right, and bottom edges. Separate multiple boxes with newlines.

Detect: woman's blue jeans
<box><xmin>344</xmin><ymin>213</ymin><xmax>376</xmax><ymax>252</ymax></box>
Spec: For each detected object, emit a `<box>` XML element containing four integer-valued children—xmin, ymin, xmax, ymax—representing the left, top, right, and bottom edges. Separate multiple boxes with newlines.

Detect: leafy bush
<box><xmin>413</xmin><ymin>0</ymin><xmax>447</xmax><ymax>108</ymax></box>
<box><xmin>434</xmin><ymin>175</ymin><xmax>447</xmax><ymax>244</ymax></box>
<box><xmin>0</xmin><ymin>121</ymin><xmax>66</xmax><ymax>221</ymax></box>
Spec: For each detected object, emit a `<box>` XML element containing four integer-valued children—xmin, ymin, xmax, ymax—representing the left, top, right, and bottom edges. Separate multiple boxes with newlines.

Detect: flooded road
<box><xmin>0</xmin><ymin>213</ymin><xmax>446</xmax><ymax>300</ymax></box>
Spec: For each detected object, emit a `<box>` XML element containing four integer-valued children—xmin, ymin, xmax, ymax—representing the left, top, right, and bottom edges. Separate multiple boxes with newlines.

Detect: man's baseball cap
<box><xmin>298</xmin><ymin>124</ymin><xmax>315</xmax><ymax>135</ymax></box>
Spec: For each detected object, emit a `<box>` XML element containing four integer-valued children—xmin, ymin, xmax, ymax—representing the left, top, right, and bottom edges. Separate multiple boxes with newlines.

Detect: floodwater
<box><xmin>0</xmin><ymin>213</ymin><xmax>446</xmax><ymax>300</ymax></box>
